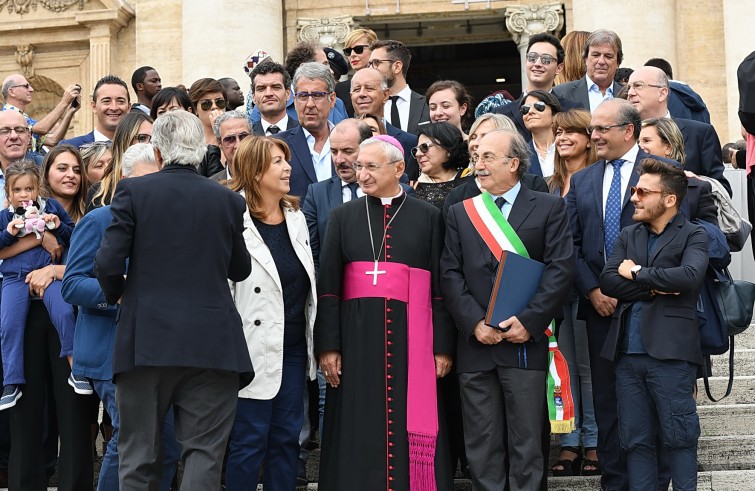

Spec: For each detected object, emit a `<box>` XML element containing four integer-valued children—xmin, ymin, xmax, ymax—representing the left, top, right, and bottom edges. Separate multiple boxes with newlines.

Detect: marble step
<box><xmin>736</xmin><ymin>324</ymin><xmax>755</xmax><ymax>349</ymax></box>
<box><xmin>698</xmin><ymin>404</ymin><xmax>755</xmax><ymax>436</ymax></box>
<box><xmin>696</xmin><ymin>375</ymin><xmax>755</xmax><ymax>405</ymax></box>
<box><xmin>710</xmin><ymin>348</ymin><xmax>755</xmax><ymax>377</ymax></box>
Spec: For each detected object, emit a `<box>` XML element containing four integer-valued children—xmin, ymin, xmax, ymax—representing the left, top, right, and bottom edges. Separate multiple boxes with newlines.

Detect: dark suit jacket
<box><xmin>441</xmin><ymin>185</ymin><xmax>574</xmax><ymax>373</ymax></box>
<box><xmin>385</xmin><ymin>121</ymin><xmax>420</xmax><ymax>182</ymax></box>
<box><xmin>406</xmin><ymin>90</ymin><xmax>431</xmax><ymax>135</ymax></box>
<box><xmin>60</xmin><ymin>131</ymin><xmax>95</xmax><ymax>148</ymax></box>
<box><xmin>442</xmin><ymin>173</ymin><xmax>548</xmax><ymax>219</ymax></box>
<box><xmin>335</xmin><ymin>79</ymin><xmax>355</xmax><ymax>117</ymax></box>
<box><xmin>94</xmin><ymin>164</ymin><xmax>253</xmax><ymax>385</ymax></box>
<box><xmin>673</xmin><ymin>117</ymin><xmax>731</xmax><ymax>196</ymax></box>
<box><xmin>567</xmin><ymin>149</ymin><xmax>715</xmax><ymax>302</ymax></box>
<box><xmin>274</xmin><ymin>125</ymin><xmax>326</xmax><ymax>198</ymax></box>
<box><xmin>599</xmin><ymin>213</ymin><xmax>708</xmax><ymax>365</ymax></box>
<box><xmin>302</xmin><ymin>176</ymin><xmax>415</xmax><ymax>272</ymax></box>
<box><xmin>491</xmin><ymin>92</ymin><xmax>580</xmax><ymax>141</ymax></box>
<box><xmin>252</xmin><ymin>117</ymin><xmax>299</xmax><ymax>137</ymax></box>
<box><xmin>527</xmin><ymin>140</ymin><xmax>544</xmax><ymax>177</ymax></box>
<box><xmin>552</xmin><ymin>77</ymin><xmax>624</xmax><ymax>112</ymax></box>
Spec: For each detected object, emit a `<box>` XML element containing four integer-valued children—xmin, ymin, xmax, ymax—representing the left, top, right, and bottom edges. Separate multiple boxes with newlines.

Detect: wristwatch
<box><xmin>630</xmin><ymin>265</ymin><xmax>642</xmax><ymax>280</ymax></box>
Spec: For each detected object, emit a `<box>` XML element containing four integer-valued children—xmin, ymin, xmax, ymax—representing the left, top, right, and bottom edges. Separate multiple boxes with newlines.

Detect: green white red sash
<box><xmin>463</xmin><ymin>192</ymin><xmax>575</xmax><ymax>433</ymax></box>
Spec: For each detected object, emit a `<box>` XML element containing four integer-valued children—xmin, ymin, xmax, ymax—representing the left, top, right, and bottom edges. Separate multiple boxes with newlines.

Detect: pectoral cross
<box><xmin>366</xmin><ymin>261</ymin><xmax>386</xmax><ymax>286</ymax></box>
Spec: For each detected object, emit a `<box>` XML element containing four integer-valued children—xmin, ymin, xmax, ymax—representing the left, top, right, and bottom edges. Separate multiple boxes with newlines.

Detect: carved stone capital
<box><xmin>0</xmin><ymin>0</ymin><xmax>87</xmax><ymax>14</ymax></box>
<box><xmin>504</xmin><ymin>3</ymin><xmax>564</xmax><ymax>46</ymax></box>
<box><xmin>297</xmin><ymin>15</ymin><xmax>354</xmax><ymax>48</ymax></box>
<box><xmin>15</xmin><ymin>44</ymin><xmax>35</xmax><ymax>78</ymax></box>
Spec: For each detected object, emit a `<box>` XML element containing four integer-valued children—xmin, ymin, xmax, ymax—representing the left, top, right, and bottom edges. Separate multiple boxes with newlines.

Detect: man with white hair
<box><xmin>94</xmin><ymin>111</ymin><xmax>253</xmax><ymax>490</ymax></box>
<box><xmin>315</xmin><ymin>134</ymin><xmax>455</xmax><ymax>491</ymax></box>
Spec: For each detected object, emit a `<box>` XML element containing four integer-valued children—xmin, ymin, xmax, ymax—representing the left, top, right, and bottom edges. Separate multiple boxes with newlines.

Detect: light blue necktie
<box><xmin>604</xmin><ymin>159</ymin><xmax>625</xmax><ymax>259</ymax></box>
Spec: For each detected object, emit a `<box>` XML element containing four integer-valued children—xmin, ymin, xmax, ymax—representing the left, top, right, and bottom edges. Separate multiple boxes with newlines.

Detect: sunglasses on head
<box><xmin>520</xmin><ymin>101</ymin><xmax>546</xmax><ymax>116</ymax></box>
<box><xmin>199</xmin><ymin>98</ymin><xmax>227</xmax><ymax>111</ymax></box>
<box><xmin>344</xmin><ymin>45</ymin><xmax>370</xmax><ymax>56</ymax></box>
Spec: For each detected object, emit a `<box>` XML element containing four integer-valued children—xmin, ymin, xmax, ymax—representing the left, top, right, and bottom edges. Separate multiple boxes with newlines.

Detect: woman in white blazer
<box><xmin>225</xmin><ymin>136</ymin><xmax>317</xmax><ymax>491</ymax></box>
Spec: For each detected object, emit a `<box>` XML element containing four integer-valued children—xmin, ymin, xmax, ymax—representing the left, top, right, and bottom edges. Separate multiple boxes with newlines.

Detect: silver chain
<box><xmin>366</xmin><ymin>194</ymin><xmax>407</xmax><ymax>263</ymax></box>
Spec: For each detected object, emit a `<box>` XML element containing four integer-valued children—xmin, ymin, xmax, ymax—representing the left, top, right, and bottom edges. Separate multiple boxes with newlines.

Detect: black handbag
<box><xmin>713</xmin><ymin>270</ymin><xmax>755</xmax><ymax>336</ymax></box>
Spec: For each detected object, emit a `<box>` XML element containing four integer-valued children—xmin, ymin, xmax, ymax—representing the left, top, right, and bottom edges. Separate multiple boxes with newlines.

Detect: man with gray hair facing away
<box><xmin>94</xmin><ymin>111</ymin><xmax>253</xmax><ymax>490</ymax></box>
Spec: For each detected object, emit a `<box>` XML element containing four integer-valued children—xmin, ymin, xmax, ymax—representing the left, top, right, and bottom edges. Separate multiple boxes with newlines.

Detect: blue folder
<box><xmin>485</xmin><ymin>250</ymin><xmax>545</xmax><ymax>330</ymax></box>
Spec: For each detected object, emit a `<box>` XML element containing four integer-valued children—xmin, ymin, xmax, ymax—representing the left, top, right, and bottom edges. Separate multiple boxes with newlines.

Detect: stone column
<box><xmin>297</xmin><ymin>16</ymin><xmax>355</xmax><ymax>51</ymax></box>
<box><xmin>722</xmin><ymin>0</ymin><xmax>754</xmax><ymax>141</ymax></box>
<box><xmin>183</xmin><ymin>0</ymin><xmax>283</xmax><ymax>89</ymax></box>
<box><xmin>504</xmin><ymin>4</ymin><xmax>564</xmax><ymax>88</ymax></box>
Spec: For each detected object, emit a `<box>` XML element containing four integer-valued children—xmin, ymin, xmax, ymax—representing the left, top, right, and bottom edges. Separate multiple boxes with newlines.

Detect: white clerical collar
<box><xmin>373</xmin><ymin>187</ymin><xmax>404</xmax><ymax>205</ymax></box>
<box><xmin>93</xmin><ymin>129</ymin><xmax>111</xmax><ymax>142</ymax></box>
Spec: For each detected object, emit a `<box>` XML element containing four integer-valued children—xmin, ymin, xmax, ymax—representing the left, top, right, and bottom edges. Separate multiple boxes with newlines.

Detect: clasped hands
<box><xmin>473</xmin><ymin>317</ymin><xmax>530</xmax><ymax>345</ymax></box>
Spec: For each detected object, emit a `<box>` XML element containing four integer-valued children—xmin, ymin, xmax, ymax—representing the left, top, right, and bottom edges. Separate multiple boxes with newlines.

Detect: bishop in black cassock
<box><xmin>315</xmin><ymin>135</ymin><xmax>456</xmax><ymax>491</ymax></box>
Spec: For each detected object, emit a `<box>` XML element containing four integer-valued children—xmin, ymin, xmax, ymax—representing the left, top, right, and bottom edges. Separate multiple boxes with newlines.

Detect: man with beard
<box><xmin>61</xmin><ymin>75</ymin><xmax>129</xmax><ymax>147</ymax></box>
<box><xmin>249</xmin><ymin>61</ymin><xmax>299</xmax><ymax>136</ymax></box>
<box><xmin>599</xmin><ymin>158</ymin><xmax>707</xmax><ymax>491</ymax></box>
<box><xmin>350</xmin><ymin>67</ymin><xmax>420</xmax><ymax>181</ymax></box>
<box><xmin>368</xmin><ymin>40</ymin><xmax>430</xmax><ymax>135</ymax></box>
<box><xmin>130</xmin><ymin>66</ymin><xmax>162</xmax><ymax>114</ymax></box>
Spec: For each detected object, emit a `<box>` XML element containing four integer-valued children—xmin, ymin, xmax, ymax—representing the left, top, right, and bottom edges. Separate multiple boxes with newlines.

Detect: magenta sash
<box><xmin>343</xmin><ymin>261</ymin><xmax>437</xmax><ymax>491</ymax></box>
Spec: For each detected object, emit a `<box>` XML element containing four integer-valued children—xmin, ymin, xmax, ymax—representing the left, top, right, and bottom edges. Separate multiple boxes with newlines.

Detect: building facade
<box><xmin>0</xmin><ymin>0</ymin><xmax>751</xmax><ymax>141</ymax></box>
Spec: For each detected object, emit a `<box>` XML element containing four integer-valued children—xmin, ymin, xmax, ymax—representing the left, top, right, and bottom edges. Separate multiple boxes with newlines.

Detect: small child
<box><xmin>0</xmin><ymin>160</ymin><xmax>91</xmax><ymax>411</ymax></box>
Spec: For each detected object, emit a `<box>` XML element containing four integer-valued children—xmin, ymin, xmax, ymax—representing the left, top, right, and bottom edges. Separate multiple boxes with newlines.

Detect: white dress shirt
<box><xmin>586</xmin><ymin>74</ymin><xmax>615</xmax><ymax>113</ymax></box>
<box><xmin>262</xmin><ymin>115</ymin><xmax>290</xmax><ymax>135</ymax></box>
<box><xmin>302</xmin><ymin>125</ymin><xmax>333</xmax><ymax>182</ymax></box>
<box><xmin>384</xmin><ymin>85</ymin><xmax>412</xmax><ymax>132</ymax></box>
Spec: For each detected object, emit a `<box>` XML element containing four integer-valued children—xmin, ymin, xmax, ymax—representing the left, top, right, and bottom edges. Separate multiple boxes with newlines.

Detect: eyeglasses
<box><xmin>630</xmin><ymin>186</ymin><xmax>664</xmax><ymax>199</ymax></box>
<box><xmin>627</xmin><ymin>81</ymin><xmax>666</xmax><ymax>91</ymax></box>
<box><xmin>472</xmin><ymin>153</ymin><xmax>514</xmax><ymax>165</ymax></box>
<box><xmin>410</xmin><ymin>142</ymin><xmax>438</xmax><ymax>157</ymax></box>
<box><xmin>221</xmin><ymin>132</ymin><xmax>250</xmax><ymax>146</ymax></box>
<box><xmin>525</xmin><ymin>52</ymin><xmax>556</xmax><ymax>65</ymax></box>
<box><xmin>352</xmin><ymin>159</ymin><xmax>401</xmax><ymax>172</ymax></box>
<box><xmin>134</xmin><ymin>133</ymin><xmax>152</xmax><ymax>144</ymax></box>
<box><xmin>10</xmin><ymin>83</ymin><xmax>31</xmax><ymax>90</ymax></box>
<box><xmin>294</xmin><ymin>91</ymin><xmax>331</xmax><ymax>102</ymax></box>
<box><xmin>520</xmin><ymin>101</ymin><xmax>547</xmax><ymax>116</ymax></box>
<box><xmin>199</xmin><ymin>98</ymin><xmax>227</xmax><ymax>111</ymax></box>
<box><xmin>367</xmin><ymin>59</ymin><xmax>396</xmax><ymax>69</ymax></box>
<box><xmin>344</xmin><ymin>45</ymin><xmax>370</xmax><ymax>56</ymax></box>
<box><xmin>0</xmin><ymin>126</ymin><xmax>30</xmax><ymax>137</ymax></box>
<box><xmin>587</xmin><ymin>123</ymin><xmax>629</xmax><ymax>135</ymax></box>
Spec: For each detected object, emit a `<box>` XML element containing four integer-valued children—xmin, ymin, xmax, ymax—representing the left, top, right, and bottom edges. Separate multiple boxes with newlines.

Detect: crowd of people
<box><xmin>0</xmin><ymin>24</ymin><xmax>752</xmax><ymax>491</ymax></box>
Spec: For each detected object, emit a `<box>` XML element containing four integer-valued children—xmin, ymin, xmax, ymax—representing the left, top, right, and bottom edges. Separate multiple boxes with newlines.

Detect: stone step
<box><xmin>698</xmin><ymin>404</ymin><xmax>755</xmax><ymax>436</ymax></box>
<box><xmin>697</xmin><ymin>434</ymin><xmax>755</xmax><ymax>471</ymax></box>
<box><xmin>736</xmin><ymin>324</ymin><xmax>755</xmax><ymax>349</ymax></box>
<box><xmin>696</xmin><ymin>375</ymin><xmax>755</xmax><ymax>405</ymax></box>
<box><xmin>710</xmin><ymin>348</ymin><xmax>755</xmax><ymax>377</ymax></box>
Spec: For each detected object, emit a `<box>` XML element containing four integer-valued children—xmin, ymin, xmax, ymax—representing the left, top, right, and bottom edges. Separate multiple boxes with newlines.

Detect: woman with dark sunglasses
<box><xmin>412</xmin><ymin>122</ymin><xmax>470</xmax><ymax>209</ymax></box>
<box><xmin>335</xmin><ymin>28</ymin><xmax>379</xmax><ymax>117</ymax></box>
<box><xmin>188</xmin><ymin>79</ymin><xmax>228</xmax><ymax>178</ymax></box>
<box><xmin>521</xmin><ymin>89</ymin><xmax>562</xmax><ymax>178</ymax></box>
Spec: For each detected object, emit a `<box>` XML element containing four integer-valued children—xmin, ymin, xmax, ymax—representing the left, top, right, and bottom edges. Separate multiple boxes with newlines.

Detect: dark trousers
<box><xmin>116</xmin><ymin>366</ymin><xmax>238</xmax><ymax>491</ymax></box>
<box><xmin>585</xmin><ymin>310</ymin><xmax>628</xmax><ymax>491</ymax></box>
<box><xmin>459</xmin><ymin>366</ymin><xmax>546</xmax><ymax>491</ymax></box>
<box><xmin>615</xmin><ymin>355</ymin><xmax>699</xmax><ymax>491</ymax></box>
<box><xmin>9</xmin><ymin>300</ymin><xmax>93</xmax><ymax>491</ymax></box>
<box><xmin>226</xmin><ymin>349</ymin><xmax>306</xmax><ymax>491</ymax></box>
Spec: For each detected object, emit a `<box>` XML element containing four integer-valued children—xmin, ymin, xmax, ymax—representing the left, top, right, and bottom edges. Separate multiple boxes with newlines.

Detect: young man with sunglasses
<box><xmin>492</xmin><ymin>33</ymin><xmax>578</xmax><ymax>142</ymax></box>
<box><xmin>1</xmin><ymin>73</ymin><xmax>81</xmax><ymax>149</ymax></box>
<box><xmin>599</xmin><ymin>158</ymin><xmax>707</xmax><ymax>491</ymax></box>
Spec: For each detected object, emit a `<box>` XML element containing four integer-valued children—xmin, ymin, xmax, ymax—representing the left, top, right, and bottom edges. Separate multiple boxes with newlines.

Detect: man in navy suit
<box><xmin>567</xmin><ymin>98</ymin><xmax>662</xmax><ymax>491</ymax></box>
<box><xmin>249</xmin><ymin>60</ymin><xmax>299</xmax><ymax>137</ymax></box>
<box><xmin>274</xmin><ymin>62</ymin><xmax>337</xmax><ymax>198</ymax></box>
<box><xmin>600</xmin><ymin>158</ymin><xmax>708</xmax><ymax>491</ymax></box>
<box><xmin>350</xmin><ymin>67</ymin><xmax>420</xmax><ymax>181</ymax></box>
<box><xmin>60</xmin><ymin>75</ymin><xmax>129</xmax><ymax>147</ymax></box>
<box><xmin>492</xmin><ymin>33</ymin><xmax>579</xmax><ymax>141</ymax></box>
<box><xmin>627</xmin><ymin>65</ymin><xmax>731</xmax><ymax>196</ymax></box>
<box><xmin>553</xmin><ymin>29</ymin><xmax>624</xmax><ymax>113</ymax></box>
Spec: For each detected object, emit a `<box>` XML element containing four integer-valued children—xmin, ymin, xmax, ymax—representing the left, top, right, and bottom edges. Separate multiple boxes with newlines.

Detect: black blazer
<box><xmin>335</xmin><ymin>79</ymin><xmax>355</xmax><ymax>117</ymax></box>
<box><xmin>442</xmin><ymin>172</ymin><xmax>548</xmax><ymax>220</ymax></box>
<box><xmin>94</xmin><ymin>164</ymin><xmax>253</xmax><ymax>385</ymax></box>
<box><xmin>407</xmin><ymin>90</ymin><xmax>431</xmax><ymax>135</ymax></box>
<box><xmin>599</xmin><ymin>213</ymin><xmax>708</xmax><ymax>365</ymax></box>
<box><xmin>552</xmin><ymin>77</ymin><xmax>624</xmax><ymax>112</ymax></box>
<box><xmin>673</xmin><ymin>117</ymin><xmax>731</xmax><ymax>196</ymax></box>
<box><xmin>385</xmin><ymin>121</ymin><xmax>420</xmax><ymax>182</ymax></box>
<box><xmin>441</xmin><ymin>185</ymin><xmax>575</xmax><ymax>373</ymax></box>
<box><xmin>252</xmin><ymin>117</ymin><xmax>299</xmax><ymax>137</ymax></box>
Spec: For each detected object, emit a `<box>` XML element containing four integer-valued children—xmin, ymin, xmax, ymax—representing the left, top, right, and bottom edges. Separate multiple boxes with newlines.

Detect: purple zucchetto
<box><xmin>371</xmin><ymin>134</ymin><xmax>405</xmax><ymax>158</ymax></box>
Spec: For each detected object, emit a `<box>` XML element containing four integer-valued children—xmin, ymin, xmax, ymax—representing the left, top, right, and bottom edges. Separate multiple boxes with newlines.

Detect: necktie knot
<box><xmin>267</xmin><ymin>125</ymin><xmax>280</xmax><ymax>135</ymax></box>
<box><xmin>346</xmin><ymin>182</ymin><xmax>359</xmax><ymax>201</ymax></box>
<box><xmin>611</xmin><ymin>158</ymin><xmax>625</xmax><ymax>170</ymax></box>
<box><xmin>494</xmin><ymin>196</ymin><xmax>507</xmax><ymax>209</ymax></box>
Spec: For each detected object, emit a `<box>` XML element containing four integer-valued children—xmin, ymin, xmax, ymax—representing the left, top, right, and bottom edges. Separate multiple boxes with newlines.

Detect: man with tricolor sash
<box><xmin>441</xmin><ymin>129</ymin><xmax>575</xmax><ymax>491</ymax></box>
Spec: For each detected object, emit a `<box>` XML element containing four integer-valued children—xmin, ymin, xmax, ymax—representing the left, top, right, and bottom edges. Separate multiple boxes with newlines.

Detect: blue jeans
<box><xmin>558</xmin><ymin>298</ymin><xmax>598</xmax><ymax>449</ymax></box>
<box><xmin>226</xmin><ymin>349</ymin><xmax>306</xmax><ymax>491</ymax></box>
<box><xmin>615</xmin><ymin>354</ymin><xmax>699</xmax><ymax>491</ymax></box>
<box><xmin>92</xmin><ymin>378</ymin><xmax>180</xmax><ymax>491</ymax></box>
